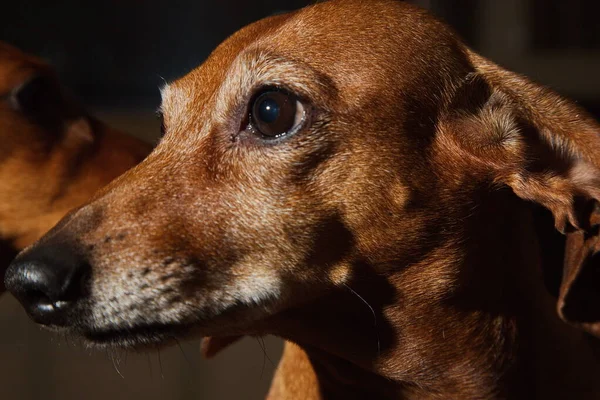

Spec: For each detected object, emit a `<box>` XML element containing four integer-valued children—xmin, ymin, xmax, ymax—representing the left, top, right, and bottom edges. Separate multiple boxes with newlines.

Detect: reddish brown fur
<box><xmin>7</xmin><ymin>1</ymin><xmax>600</xmax><ymax>398</ymax></box>
<box><xmin>0</xmin><ymin>42</ymin><xmax>150</xmax><ymax>291</ymax></box>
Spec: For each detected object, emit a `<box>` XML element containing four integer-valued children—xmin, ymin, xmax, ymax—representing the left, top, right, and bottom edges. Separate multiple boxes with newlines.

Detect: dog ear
<box><xmin>11</xmin><ymin>74</ymin><xmax>68</xmax><ymax>127</ymax></box>
<box><xmin>560</xmin><ymin>213</ymin><xmax>600</xmax><ymax>336</ymax></box>
<box><xmin>445</xmin><ymin>52</ymin><xmax>600</xmax><ymax>336</ymax></box>
<box><xmin>11</xmin><ymin>74</ymin><xmax>89</xmax><ymax>140</ymax></box>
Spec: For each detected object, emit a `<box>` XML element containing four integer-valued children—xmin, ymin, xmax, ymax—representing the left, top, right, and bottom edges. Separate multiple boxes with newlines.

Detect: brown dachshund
<box><xmin>6</xmin><ymin>1</ymin><xmax>600</xmax><ymax>398</ymax></box>
<box><xmin>0</xmin><ymin>42</ymin><xmax>150</xmax><ymax>293</ymax></box>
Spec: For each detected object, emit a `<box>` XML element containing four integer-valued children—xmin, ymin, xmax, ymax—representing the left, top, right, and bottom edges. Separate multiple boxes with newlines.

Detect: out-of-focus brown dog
<box><xmin>0</xmin><ymin>42</ymin><xmax>150</xmax><ymax>292</ymax></box>
<box><xmin>6</xmin><ymin>1</ymin><xmax>600</xmax><ymax>398</ymax></box>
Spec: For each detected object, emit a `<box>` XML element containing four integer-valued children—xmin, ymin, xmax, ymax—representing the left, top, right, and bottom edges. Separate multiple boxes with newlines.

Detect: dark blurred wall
<box><xmin>1</xmin><ymin>0</ymin><xmax>598</xmax><ymax>117</ymax></box>
<box><xmin>426</xmin><ymin>0</ymin><xmax>600</xmax><ymax>119</ymax></box>
<box><xmin>1</xmin><ymin>0</ymin><xmax>311</xmax><ymax>108</ymax></box>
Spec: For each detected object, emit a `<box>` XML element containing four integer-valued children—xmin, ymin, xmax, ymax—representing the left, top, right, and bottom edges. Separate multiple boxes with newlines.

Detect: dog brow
<box><xmin>213</xmin><ymin>49</ymin><xmax>333</xmax><ymax>123</ymax></box>
<box><xmin>159</xmin><ymin>81</ymin><xmax>196</xmax><ymax>131</ymax></box>
<box><xmin>159</xmin><ymin>51</ymin><xmax>332</xmax><ymax>134</ymax></box>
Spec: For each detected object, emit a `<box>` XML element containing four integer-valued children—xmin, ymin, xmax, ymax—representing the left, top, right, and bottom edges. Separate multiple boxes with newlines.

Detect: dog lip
<box><xmin>80</xmin><ymin>322</ymin><xmax>194</xmax><ymax>348</ymax></box>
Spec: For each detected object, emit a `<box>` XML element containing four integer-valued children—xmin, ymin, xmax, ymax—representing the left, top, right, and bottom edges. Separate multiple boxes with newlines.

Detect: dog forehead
<box><xmin>161</xmin><ymin>0</ymin><xmax>471</xmax><ymax>138</ymax></box>
<box><xmin>166</xmin><ymin>0</ymin><xmax>460</xmax><ymax>97</ymax></box>
<box><xmin>258</xmin><ymin>0</ymin><xmax>466</xmax><ymax>95</ymax></box>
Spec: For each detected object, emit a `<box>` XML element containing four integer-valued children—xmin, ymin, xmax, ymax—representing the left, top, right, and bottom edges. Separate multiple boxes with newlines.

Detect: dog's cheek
<box><xmin>210</xmin><ymin>210</ymin><xmax>326</xmax><ymax>305</ymax></box>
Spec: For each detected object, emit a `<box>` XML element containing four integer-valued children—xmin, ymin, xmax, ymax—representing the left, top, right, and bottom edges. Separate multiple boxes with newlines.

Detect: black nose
<box><xmin>4</xmin><ymin>244</ymin><xmax>90</xmax><ymax>326</ymax></box>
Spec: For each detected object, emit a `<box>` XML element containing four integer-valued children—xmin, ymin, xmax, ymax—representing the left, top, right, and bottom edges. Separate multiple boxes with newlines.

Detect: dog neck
<box><xmin>267</xmin><ymin>189</ymin><xmax>600</xmax><ymax>399</ymax></box>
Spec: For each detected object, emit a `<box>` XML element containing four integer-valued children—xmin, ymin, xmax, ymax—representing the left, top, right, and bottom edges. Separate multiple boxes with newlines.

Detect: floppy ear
<box><xmin>560</xmin><ymin>211</ymin><xmax>600</xmax><ymax>336</ymax></box>
<box><xmin>447</xmin><ymin>50</ymin><xmax>600</xmax><ymax>337</ymax></box>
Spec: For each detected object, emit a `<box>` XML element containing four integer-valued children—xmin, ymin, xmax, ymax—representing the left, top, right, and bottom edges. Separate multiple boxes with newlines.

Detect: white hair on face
<box><xmin>226</xmin><ymin>269</ymin><xmax>283</xmax><ymax>307</ymax></box>
<box><xmin>214</xmin><ymin>49</ymin><xmax>327</xmax><ymax>126</ymax></box>
<box><xmin>86</xmin><ymin>253</ymin><xmax>285</xmax><ymax>333</ymax></box>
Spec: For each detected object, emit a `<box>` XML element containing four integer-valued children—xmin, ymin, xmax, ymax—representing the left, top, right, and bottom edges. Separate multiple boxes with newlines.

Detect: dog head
<box><xmin>5</xmin><ymin>0</ymin><xmax>600</xmax><ymax>366</ymax></box>
<box><xmin>0</xmin><ymin>42</ymin><xmax>151</xmax><ymax>292</ymax></box>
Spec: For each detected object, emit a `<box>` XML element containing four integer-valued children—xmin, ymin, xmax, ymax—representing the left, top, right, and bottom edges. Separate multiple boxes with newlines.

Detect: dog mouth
<box><xmin>78</xmin><ymin>324</ymin><xmax>245</xmax><ymax>358</ymax></box>
<box><xmin>77</xmin><ymin>322</ymin><xmax>197</xmax><ymax>349</ymax></box>
<box><xmin>37</xmin><ymin>278</ymin><xmax>289</xmax><ymax>352</ymax></box>
<box><xmin>69</xmin><ymin>300</ymin><xmax>267</xmax><ymax>350</ymax></box>
<box><xmin>69</xmin><ymin>323</ymin><xmax>243</xmax><ymax>357</ymax></box>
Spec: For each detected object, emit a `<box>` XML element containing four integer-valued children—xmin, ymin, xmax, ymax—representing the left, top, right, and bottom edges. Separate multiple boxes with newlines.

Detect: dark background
<box><xmin>2</xmin><ymin>0</ymin><xmax>599</xmax><ymax>115</ymax></box>
<box><xmin>1</xmin><ymin>0</ymin><xmax>310</xmax><ymax>109</ymax></box>
<box><xmin>1</xmin><ymin>1</ymin><xmax>599</xmax><ymax>400</ymax></box>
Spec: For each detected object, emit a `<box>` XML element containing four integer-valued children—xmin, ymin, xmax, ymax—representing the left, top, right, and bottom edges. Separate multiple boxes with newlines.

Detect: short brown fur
<box><xmin>7</xmin><ymin>1</ymin><xmax>600</xmax><ymax>399</ymax></box>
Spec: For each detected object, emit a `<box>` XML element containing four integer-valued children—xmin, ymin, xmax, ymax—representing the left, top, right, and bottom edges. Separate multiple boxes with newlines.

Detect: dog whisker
<box><xmin>259</xmin><ymin>336</ymin><xmax>275</xmax><ymax>369</ymax></box>
<box><xmin>64</xmin><ymin>333</ymin><xmax>72</xmax><ymax>349</ymax></box>
<box><xmin>175</xmin><ymin>338</ymin><xmax>193</xmax><ymax>368</ymax></box>
<box><xmin>255</xmin><ymin>337</ymin><xmax>267</xmax><ymax>380</ymax></box>
<box><xmin>108</xmin><ymin>349</ymin><xmax>125</xmax><ymax>379</ymax></box>
<box><xmin>146</xmin><ymin>352</ymin><xmax>154</xmax><ymax>380</ymax></box>
<box><xmin>343</xmin><ymin>283</ymin><xmax>381</xmax><ymax>357</ymax></box>
<box><xmin>157</xmin><ymin>347</ymin><xmax>165</xmax><ymax>379</ymax></box>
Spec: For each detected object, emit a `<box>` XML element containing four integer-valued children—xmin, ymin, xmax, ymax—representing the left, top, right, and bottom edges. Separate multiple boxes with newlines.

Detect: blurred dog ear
<box><xmin>443</xmin><ymin>51</ymin><xmax>600</xmax><ymax>336</ymax></box>
<box><xmin>11</xmin><ymin>74</ymin><xmax>67</xmax><ymax>127</ymax></box>
<box><xmin>11</xmin><ymin>73</ymin><xmax>90</xmax><ymax>142</ymax></box>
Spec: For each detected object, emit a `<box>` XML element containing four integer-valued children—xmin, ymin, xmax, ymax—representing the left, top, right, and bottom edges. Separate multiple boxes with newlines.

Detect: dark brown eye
<box><xmin>250</xmin><ymin>90</ymin><xmax>305</xmax><ymax>138</ymax></box>
<box><xmin>156</xmin><ymin>111</ymin><xmax>166</xmax><ymax>138</ymax></box>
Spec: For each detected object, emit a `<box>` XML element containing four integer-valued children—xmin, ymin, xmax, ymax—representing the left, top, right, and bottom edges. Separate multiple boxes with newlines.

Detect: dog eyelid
<box><xmin>155</xmin><ymin>110</ymin><xmax>166</xmax><ymax>138</ymax></box>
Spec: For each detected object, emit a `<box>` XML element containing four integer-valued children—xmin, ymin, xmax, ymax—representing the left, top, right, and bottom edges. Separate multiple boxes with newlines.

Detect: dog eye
<box><xmin>250</xmin><ymin>90</ymin><xmax>305</xmax><ymax>138</ymax></box>
<box><xmin>156</xmin><ymin>111</ymin><xmax>166</xmax><ymax>138</ymax></box>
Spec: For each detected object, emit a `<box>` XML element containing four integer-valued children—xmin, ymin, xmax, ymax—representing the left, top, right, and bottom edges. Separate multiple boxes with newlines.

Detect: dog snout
<box><xmin>5</xmin><ymin>243</ymin><xmax>90</xmax><ymax>326</ymax></box>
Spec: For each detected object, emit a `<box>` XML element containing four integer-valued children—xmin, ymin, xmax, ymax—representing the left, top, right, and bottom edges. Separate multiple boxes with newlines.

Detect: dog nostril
<box><xmin>26</xmin><ymin>289</ymin><xmax>74</xmax><ymax>314</ymax></box>
<box><xmin>5</xmin><ymin>247</ymin><xmax>90</xmax><ymax>326</ymax></box>
<box><xmin>29</xmin><ymin>289</ymin><xmax>54</xmax><ymax>307</ymax></box>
